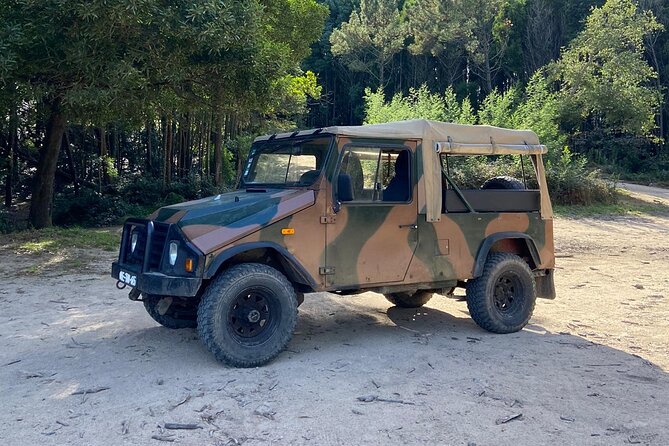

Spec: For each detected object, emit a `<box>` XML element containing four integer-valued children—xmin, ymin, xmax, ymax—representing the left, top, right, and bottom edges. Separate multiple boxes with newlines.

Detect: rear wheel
<box><xmin>197</xmin><ymin>263</ymin><xmax>298</xmax><ymax>368</ymax></box>
<box><xmin>466</xmin><ymin>253</ymin><xmax>536</xmax><ymax>333</ymax></box>
<box><xmin>384</xmin><ymin>291</ymin><xmax>433</xmax><ymax>308</ymax></box>
<box><xmin>143</xmin><ymin>295</ymin><xmax>198</xmax><ymax>329</ymax></box>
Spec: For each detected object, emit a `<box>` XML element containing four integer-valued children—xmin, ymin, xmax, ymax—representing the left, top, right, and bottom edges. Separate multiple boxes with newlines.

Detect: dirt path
<box><xmin>1</xmin><ymin>212</ymin><xmax>668</xmax><ymax>445</ymax></box>
<box><xmin>619</xmin><ymin>182</ymin><xmax>669</xmax><ymax>203</ymax></box>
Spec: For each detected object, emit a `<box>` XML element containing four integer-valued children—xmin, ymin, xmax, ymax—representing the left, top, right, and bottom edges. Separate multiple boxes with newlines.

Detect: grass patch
<box><xmin>555</xmin><ymin>190</ymin><xmax>669</xmax><ymax>217</ymax></box>
<box><xmin>2</xmin><ymin>227</ymin><xmax>121</xmax><ymax>254</ymax></box>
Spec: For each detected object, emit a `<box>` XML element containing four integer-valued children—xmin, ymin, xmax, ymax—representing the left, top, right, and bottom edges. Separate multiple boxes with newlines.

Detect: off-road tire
<box><xmin>481</xmin><ymin>176</ymin><xmax>525</xmax><ymax>190</ymax></box>
<box><xmin>143</xmin><ymin>295</ymin><xmax>198</xmax><ymax>329</ymax></box>
<box><xmin>385</xmin><ymin>291</ymin><xmax>433</xmax><ymax>308</ymax></box>
<box><xmin>197</xmin><ymin>263</ymin><xmax>298</xmax><ymax>368</ymax></box>
<box><xmin>466</xmin><ymin>253</ymin><xmax>536</xmax><ymax>334</ymax></box>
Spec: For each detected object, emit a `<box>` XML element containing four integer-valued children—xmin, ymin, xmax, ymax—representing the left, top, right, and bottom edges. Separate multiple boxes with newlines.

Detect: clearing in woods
<box><xmin>0</xmin><ymin>187</ymin><xmax>668</xmax><ymax>445</ymax></box>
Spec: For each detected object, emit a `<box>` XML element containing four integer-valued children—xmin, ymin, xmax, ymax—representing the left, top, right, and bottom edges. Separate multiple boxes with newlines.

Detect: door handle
<box><xmin>399</xmin><ymin>224</ymin><xmax>418</xmax><ymax>229</ymax></box>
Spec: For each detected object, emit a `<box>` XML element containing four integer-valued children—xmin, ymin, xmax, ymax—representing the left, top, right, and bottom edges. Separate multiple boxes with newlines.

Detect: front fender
<box><xmin>204</xmin><ymin>242</ymin><xmax>318</xmax><ymax>290</ymax></box>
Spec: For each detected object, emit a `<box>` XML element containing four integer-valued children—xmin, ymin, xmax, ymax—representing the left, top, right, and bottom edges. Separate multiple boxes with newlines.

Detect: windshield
<box><xmin>242</xmin><ymin>135</ymin><xmax>333</xmax><ymax>187</ymax></box>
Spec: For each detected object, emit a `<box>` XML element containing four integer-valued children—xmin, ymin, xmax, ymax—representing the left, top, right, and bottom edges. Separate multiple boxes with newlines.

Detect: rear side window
<box><xmin>440</xmin><ymin>154</ymin><xmax>541</xmax><ymax>213</ymax></box>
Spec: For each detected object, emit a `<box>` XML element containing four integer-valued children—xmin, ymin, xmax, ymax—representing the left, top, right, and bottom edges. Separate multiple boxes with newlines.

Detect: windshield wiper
<box><xmin>245</xmin><ymin>186</ymin><xmax>268</xmax><ymax>193</ymax></box>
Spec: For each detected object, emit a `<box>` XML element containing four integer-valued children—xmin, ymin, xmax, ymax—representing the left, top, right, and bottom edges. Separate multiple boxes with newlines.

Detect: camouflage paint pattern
<box><xmin>138</xmin><ymin>132</ymin><xmax>554</xmax><ymax>293</ymax></box>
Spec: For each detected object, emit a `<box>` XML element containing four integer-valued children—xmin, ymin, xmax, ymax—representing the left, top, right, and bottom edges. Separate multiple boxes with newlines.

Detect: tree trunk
<box><xmin>175</xmin><ymin>117</ymin><xmax>182</xmax><ymax>179</ymax></box>
<box><xmin>197</xmin><ymin>114</ymin><xmax>204</xmax><ymax>178</ymax></box>
<box><xmin>163</xmin><ymin>116</ymin><xmax>173</xmax><ymax>187</ymax></box>
<box><xmin>146</xmin><ymin>119</ymin><xmax>152</xmax><ymax>174</ymax></box>
<box><xmin>98</xmin><ymin>125</ymin><xmax>110</xmax><ymax>186</ymax></box>
<box><xmin>4</xmin><ymin>104</ymin><xmax>18</xmax><ymax>208</ymax></box>
<box><xmin>63</xmin><ymin>130</ymin><xmax>79</xmax><ymax>196</ymax></box>
<box><xmin>213</xmin><ymin>113</ymin><xmax>223</xmax><ymax>186</ymax></box>
<box><xmin>29</xmin><ymin>98</ymin><xmax>66</xmax><ymax>229</ymax></box>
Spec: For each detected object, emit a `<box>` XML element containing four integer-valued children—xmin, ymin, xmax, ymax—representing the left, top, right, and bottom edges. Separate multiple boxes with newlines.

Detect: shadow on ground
<box><xmin>2</xmin><ymin>286</ymin><xmax>668</xmax><ymax>446</ymax></box>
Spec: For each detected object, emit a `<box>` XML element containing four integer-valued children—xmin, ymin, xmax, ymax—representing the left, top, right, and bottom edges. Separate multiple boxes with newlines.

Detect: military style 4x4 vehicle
<box><xmin>112</xmin><ymin>120</ymin><xmax>555</xmax><ymax>367</ymax></box>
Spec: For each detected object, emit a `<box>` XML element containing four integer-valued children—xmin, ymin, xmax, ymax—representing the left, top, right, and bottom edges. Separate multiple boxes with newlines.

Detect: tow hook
<box><xmin>116</xmin><ymin>280</ymin><xmax>127</xmax><ymax>290</ymax></box>
<box><xmin>128</xmin><ymin>288</ymin><xmax>141</xmax><ymax>301</ymax></box>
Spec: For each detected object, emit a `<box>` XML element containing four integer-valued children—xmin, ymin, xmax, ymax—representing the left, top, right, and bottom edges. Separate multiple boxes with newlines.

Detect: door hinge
<box><xmin>319</xmin><ymin>266</ymin><xmax>335</xmax><ymax>275</ymax></box>
<box><xmin>320</xmin><ymin>215</ymin><xmax>336</xmax><ymax>224</ymax></box>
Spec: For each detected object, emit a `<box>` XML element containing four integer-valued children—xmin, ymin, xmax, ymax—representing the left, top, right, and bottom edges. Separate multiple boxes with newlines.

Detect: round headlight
<box><xmin>169</xmin><ymin>242</ymin><xmax>178</xmax><ymax>266</ymax></box>
<box><xmin>131</xmin><ymin>232</ymin><xmax>138</xmax><ymax>253</ymax></box>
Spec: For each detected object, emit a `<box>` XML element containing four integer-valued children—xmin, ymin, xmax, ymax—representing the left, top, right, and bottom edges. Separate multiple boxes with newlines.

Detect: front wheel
<box><xmin>466</xmin><ymin>253</ymin><xmax>536</xmax><ymax>333</ymax></box>
<box><xmin>197</xmin><ymin>263</ymin><xmax>298</xmax><ymax>368</ymax></box>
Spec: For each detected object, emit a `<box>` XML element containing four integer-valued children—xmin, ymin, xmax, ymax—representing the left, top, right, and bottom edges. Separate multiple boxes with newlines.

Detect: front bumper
<box><xmin>112</xmin><ymin>262</ymin><xmax>202</xmax><ymax>297</ymax></box>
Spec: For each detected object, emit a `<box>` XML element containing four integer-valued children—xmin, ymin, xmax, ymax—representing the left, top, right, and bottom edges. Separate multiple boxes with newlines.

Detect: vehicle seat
<box><xmin>299</xmin><ymin>170</ymin><xmax>320</xmax><ymax>184</ymax></box>
<box><xmin>383</xmin><ymin>151</ymin><xmax>410</xmax><ymax>202</ymax></box>
<box><xmin>342</xmin><ymin>152</ymin><xmax>364</xmax><ymax>198</ymax></box>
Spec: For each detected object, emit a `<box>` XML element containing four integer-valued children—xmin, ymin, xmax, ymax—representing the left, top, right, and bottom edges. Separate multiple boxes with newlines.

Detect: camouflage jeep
<box><xmin>112</xmin><ymin>119</ymin><xmax>555</xmax><ymax>367</ymax></box>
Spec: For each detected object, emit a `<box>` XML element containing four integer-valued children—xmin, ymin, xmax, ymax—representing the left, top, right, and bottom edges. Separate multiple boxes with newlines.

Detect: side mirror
<box><xmin>337</xmin><ymin>173</ymin><xmax>354</xmax><ymax>203</ymax></box>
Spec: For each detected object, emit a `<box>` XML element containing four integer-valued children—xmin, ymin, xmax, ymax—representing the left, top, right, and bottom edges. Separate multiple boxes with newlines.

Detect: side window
<box><xmin>441</xmin><ymin>154</ymin><xmax>541</xmax><ymax>213</ymax></box>
<box><xmin>338</xmin><ymin>146</ymin><xmax>411</xmax><ymax>203</ymax></box>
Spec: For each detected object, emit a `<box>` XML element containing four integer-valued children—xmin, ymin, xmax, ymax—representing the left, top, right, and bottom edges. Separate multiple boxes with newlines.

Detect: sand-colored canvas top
<box><xmin>255</xmin><ymin>120</ymin><xmax>550</xmax><ymax>222</ymax></box>
<box><xmin>323</xmin><ymin>119</ymin><xmax>544</xmax><ymax>151</ymax></box>
<box><xmin>327</xmin><ymin>120</ymin><xmax>550</xmax><ymax>222</ymax></box>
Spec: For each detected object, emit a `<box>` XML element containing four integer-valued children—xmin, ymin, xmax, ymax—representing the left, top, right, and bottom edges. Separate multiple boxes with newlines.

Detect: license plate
<box><xmin>118</xmin><ymin>270</ymin><xmax>137</xmax><ymax>287</ymax></box>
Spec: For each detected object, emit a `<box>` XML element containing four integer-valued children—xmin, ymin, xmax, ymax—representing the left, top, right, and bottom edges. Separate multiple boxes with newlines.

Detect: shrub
<box><xmin>545</xmin><ymin>148</ymin><xmax>617</xmax><ymax>205</ymax></box>
<box><xmin>0</xmin><ymin>210</ymin><xmax>13</xmax><ymax>234</ymax></box>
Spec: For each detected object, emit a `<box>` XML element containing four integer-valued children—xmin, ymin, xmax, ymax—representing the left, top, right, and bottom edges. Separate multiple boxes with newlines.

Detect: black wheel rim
<box><xmin>227</xmin><ymin>287</ymin><xmax>280</xmax><ymax>344</ymax></box>
<box><xmin>493</xmin><ymin>272</ymin><xmax>523</xmax><ymax>315</ymax></box>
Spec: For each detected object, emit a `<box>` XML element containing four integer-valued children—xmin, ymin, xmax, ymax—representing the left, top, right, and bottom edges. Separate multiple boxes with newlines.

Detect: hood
<box><xmin>151</xmin><ymin>188</ymin><xmax>315</xmax><ymax>254</ymax></box>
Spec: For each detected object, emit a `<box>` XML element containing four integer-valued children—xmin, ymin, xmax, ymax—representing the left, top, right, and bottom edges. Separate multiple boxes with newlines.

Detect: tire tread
<box><xmin>466</xmin><ymin>253</ymin><xmax>536</xmax><ymax>333</ymax></box>
<box><xmin>197</xmin><ymin>263</ymin><xmax>297</xmax><ymax>368</ymax></box>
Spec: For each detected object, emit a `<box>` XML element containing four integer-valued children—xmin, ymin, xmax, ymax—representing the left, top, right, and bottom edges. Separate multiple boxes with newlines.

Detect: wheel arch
<box><xmin>473</xmin><ymin>232</ymin><xmax>541</xmax><ymax>278</ymax></box>
<box><xmin>203</xmin><ymin>242</ymin><xmax>317</xmax><ymax>292</ymax></box>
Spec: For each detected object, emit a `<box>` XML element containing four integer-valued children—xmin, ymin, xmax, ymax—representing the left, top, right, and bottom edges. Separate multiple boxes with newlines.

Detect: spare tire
<box><xmin>481</xmin><ymin>176</ymin><xmax>525</xmax><ymax>190</ymax></box>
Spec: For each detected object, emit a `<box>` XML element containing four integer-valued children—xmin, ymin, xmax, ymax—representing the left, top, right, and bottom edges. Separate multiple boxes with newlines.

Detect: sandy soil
<box><xmin>1</xmin><ymin>203</ymin><xmax>669</xmax><ymax>445</ymax></box>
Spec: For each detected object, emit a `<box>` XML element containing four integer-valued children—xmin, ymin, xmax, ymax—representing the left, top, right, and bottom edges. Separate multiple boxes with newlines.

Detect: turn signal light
<box><xmin>281</xmin><ymin>228</ymin><xmax>295</xmax><ymax>235</ymax></box>
<box><xmin>185</xmin><ymin>258</ymin><xmax>194</xmax><ymax>272</ymax></box>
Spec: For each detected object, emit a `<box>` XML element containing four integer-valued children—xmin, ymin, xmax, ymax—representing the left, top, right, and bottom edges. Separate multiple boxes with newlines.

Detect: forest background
<box><xmin>1</xmin><ymin>0</ymin><xmax>668</xmax><ymax>230</ymax></box>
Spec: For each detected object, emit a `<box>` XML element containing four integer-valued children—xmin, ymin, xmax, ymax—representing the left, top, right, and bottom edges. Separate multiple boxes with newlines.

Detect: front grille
<box><xmin>148</xmin><ymin>222</ymin><xmax>169</xmax><ymax>271</ymax></box>
<box><xmin>120</xmin><ymin>220</ymin><xmax>170</xmax><ymax>272</ymax></box>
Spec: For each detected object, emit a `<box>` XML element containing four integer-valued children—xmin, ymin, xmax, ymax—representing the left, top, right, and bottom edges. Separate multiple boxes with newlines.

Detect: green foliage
<box><xmin>364</xmin><ymin>86</ymin><xmax>474</xmax><ymax>124</ymax></box>
<box><xmin>477</xmin><ymin>87</ymin><xmax>520</xmax><ymax>128</ymax></box>
<box><xmin>511</xmin><ymin>71</ymin><xmax>567</xmax><ymax>154</ymax></box>
<box><xmin>554</xmin><ymin>190</ymin><xmax>669</xmax><ymax>216</ymax></box>
<box><xmin>271</xmin><ymin>71</ymin><xmax>323</xmax><ymax>120</ymax></box>
<box><xmin>545</xmin><ymin>147</ymin><xmax>617</xmax><ymax>205</ymax></box>
<box><xmin>0</xmin><ymin>209</ymin><xmax>15</xmax><ymax>234</ymax></box>
<box><xmin>446</xmin><ymin>156</ymin><xmax>530</xmax><ymax>190</ymax></box>
<box><xmin>551</xmin><ymin>0</ymin><xmax>664</xmax><ymax>135</ymax></box>
<box><xmin>405</xmin><ymin>0</ymin><xmax>514</xmax><ymax>91</ymax></box>
<box><xmin>330</xmin><ymin>0</ymin><xmax>406</xmax><ymax>85</ymax></box>
<box><xmin>53</xmin><ymin>189</ymin><xmax>149</xmax><ymax>228</ymax></box>
<box><xmin>2</xmin><ymin>0</ymin><xmax>669</xmax><ymax>231</ymax></box>
<box><xmin>363</xmin><ymin>81</ymin><xmax>617</xmax><ymax>206</ymax></box>
<box><xmin>52</xmin><ymin>175</ymin><xmax>231</xmax><ymax>228</ymax></box>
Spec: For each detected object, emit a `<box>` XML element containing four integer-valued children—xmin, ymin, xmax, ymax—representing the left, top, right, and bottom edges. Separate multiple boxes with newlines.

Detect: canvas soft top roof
<box><xmin>254</xmin><ymin>120</ymin><xmax>549</xmax><ymax>222</ymax></box>
<box><xmin>255</xmin><ymin>120</ymin><xmax>545</xmax><ymax>151</ymax></box>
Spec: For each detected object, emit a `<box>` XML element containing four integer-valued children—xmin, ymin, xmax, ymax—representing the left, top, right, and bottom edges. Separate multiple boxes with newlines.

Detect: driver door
<box><xmin>324</xmin><ymin>140</ymin><xmax>418</xmax><ymax>288</ymax></box>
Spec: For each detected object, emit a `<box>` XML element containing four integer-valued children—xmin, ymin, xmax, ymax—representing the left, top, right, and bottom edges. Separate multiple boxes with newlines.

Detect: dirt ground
<box><xmin>1</xmin><ymin>192</ymin><xmax>669</xmax><ymax>445</ymax></box>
